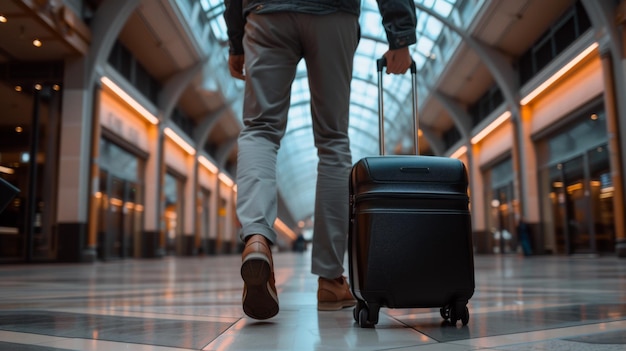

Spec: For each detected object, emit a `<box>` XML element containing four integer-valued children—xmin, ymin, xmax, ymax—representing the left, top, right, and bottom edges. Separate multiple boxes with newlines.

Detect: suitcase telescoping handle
<box><xmin>376</xmin><ymin>57</ymin><xmax>419</xmax><ymax>156</ymax></box>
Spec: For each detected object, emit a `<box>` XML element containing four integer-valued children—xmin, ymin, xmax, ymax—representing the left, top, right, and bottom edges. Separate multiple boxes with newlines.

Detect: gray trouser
<box><xmin>236</xmin><ymin>12</ymin><xmax>359</xmax><ymax>279</ymax></box>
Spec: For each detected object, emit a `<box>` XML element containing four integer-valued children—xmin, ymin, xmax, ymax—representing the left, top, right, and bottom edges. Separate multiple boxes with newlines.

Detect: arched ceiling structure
<box><xmin>199</xmin><ymin>0</ymin><xmax>483</xmax><ymax>223</ymax></box>
<box><xmin>0</xmin><ymin>0</ymin><xmax>597</xmax><ymax>228</ymax></box>
<box><xmin>195</xmin><ymin>0</ymin><xmax>584</xmax><ymax>225</ymax></box>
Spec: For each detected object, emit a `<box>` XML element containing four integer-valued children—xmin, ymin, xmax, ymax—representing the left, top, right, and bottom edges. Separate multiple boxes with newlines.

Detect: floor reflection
<box><xmin>0</xmin><ymin>254</ymin><xmax>624</xmax><ymax>351</ymax></box>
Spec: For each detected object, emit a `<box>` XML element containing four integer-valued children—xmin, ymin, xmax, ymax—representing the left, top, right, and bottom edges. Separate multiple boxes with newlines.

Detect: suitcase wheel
<box><xmin>443</xmin><ymin>303</ymin><xmax>470</xmax><ymax>326</ymax></box>
<box><xmin>352</xmin><ymin>302</ymin><xmax>361</xmax><ymax>322</ymax></box>
<box><xmin>439</xmin><ymin>306</ymin><xmax>449</xmax><ymax>320</ymax></box>
<box><xmin>353</xmin><ymin>300</ymin><xmax>378</xmax><ymax>328</ymax></box>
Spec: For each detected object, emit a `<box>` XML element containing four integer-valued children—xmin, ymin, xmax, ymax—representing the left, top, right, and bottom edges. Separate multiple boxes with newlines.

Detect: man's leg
<box><xmin>299</xmin><ymin>12</ymin><xmax>360</xmax><ymax>310</ymax></box>
<box><xmin>237</xmin><ymin>13</ymin><xmax>301</xmax><ymax>244</ymax></box>
<box><xmin>237</xmin><ymin>13</ymin><xmax>301</xmax><ymax>319</ymax></box>
<box><xmin>301</xmin><ymin>11</ymin><xmax>359</xmax><ymax>280</ymax></box>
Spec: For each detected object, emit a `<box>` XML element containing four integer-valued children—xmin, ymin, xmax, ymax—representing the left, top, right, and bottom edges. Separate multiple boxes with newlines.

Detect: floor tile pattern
<box><xmin>0</xmin><ymin>252</ymin><xmax>624</xmax><ymax>350</ymax></box>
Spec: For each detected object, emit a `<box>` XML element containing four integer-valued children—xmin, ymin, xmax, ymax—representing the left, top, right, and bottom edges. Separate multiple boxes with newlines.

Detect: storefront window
<box><xmin>0</xmin><ymin>77</ymin><xmax>61</xmax><ymax>262</ymax></box>
<box><xmin>539</xmin><ymin>109</ymin><xmax>613</xmax><ymax>255</ymax></box>
<box><xmin>488</xmin><ymin>157</ymin><xmax>516</xmax><ymax>254</ymax></box>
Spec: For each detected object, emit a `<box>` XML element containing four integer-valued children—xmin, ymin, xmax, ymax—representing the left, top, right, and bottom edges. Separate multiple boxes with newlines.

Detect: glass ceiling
<box><xmin>193</xmin><ymin>0</ymin><xmax>482</xmax><ymax>223</ymax></box>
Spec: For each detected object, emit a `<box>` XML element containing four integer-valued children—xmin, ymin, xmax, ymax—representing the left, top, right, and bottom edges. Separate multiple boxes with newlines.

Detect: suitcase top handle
<box><xmin>376</xmin><ymin>57</ymin><xmax>419</xmax><ymax>156</ymax></box>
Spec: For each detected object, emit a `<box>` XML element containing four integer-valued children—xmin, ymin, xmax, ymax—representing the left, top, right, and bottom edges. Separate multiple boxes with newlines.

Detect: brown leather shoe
<box><xmin>241</xmin><ymin>234</ymin><xmax>279</xmax><ymax>320</ymax></box>
<box><xmin>317</xmin><ymin>276</ymin><xmax>356</xmax><ymax>311</ymax></box>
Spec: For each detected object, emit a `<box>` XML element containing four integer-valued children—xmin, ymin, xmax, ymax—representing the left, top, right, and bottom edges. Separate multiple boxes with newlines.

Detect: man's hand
<box><xmin>384</xmin><ymin>47</ymin><xmax>412</xmax><ymax>74</ymax></box>
<box><xmin>228</xmin><ymin>54</ymin><xmax>245</xmax><ymax>80</ymax></box>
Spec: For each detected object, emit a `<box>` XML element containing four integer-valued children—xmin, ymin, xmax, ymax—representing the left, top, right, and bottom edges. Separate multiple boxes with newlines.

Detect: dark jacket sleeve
<box><xmin>376</xmin><ymin>0</ymin><xmax>417</xmax><ymax>49</ymax></box>
<box><xmin>224</xmin><ymin>0</ymin><xmax>245</xmax><ymax>55</ymax></box>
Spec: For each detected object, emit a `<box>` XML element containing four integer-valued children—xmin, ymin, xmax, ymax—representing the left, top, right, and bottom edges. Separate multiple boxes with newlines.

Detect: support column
<box><xmin>56</xmin><ymin>57</ymin><xmax>95</xmax><ymax>262</ymax></box>
<box><xmin>510</xmin><ymin>114</ymin><xmax>523</xmax><ymax>220</ymax></box>
<box><xmin>86</xmin><ymin>82</ymin><xmax>102</xmax><ymax>260</ymax></box>
<box><xmin>208</xmin><ymin>174</ymin><xmax>220</xmax><ymax>254</ymax></box>
<box><xmin>600</xmin><ymin>51</ymin><xmax>626</xmax><ymax>257</ymax></box>
<box><xmin>517</xmin><ymin>104</ymin><xmax>543</xmax><ymax>254</ymax></box>
<box><xmin>615</xmin><ymin>6</ymin><xmax>626</xmax><ymax>257</ymax></box>
<box><xmin>464</xmin><ymin>142</ymin><xmax>482</xmax><ymax>252</ymax></box>
<box><xmin>143</xmin><ymin>124</ymin><xmax>166</xmax><ymax>258</ymax></box>
<box><xmin>183</xmin><ymin>155</ymin><xmax>197</xmax><ymax>256</ymax></box>
<box><xmin>25</xmin><ymin>87</ymin><xmax>40</xmax><ymax>262</ymax></box>
<box><xmin>469</xmin><ymin>143</ymin><xmax>489</xmax><ymax>254</ymax></box>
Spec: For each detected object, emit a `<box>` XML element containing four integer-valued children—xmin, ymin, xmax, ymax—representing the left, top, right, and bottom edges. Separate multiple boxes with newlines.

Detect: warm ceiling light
<box><xmin>0</xmin><ymin>15</ymin><xmax>7</xmax><ymax>23</ymax></box>
<box><xmin>590</xmin><ymin>113</ymin><xmax>598</xmax><ymax>120</ymax></box>
<box><xmin>52</xmin><ymin>84</ymin><xmax>61</xmax><ymax>91</ymax></box>
<box><xmin>470</xmin><ymin>111</ymin><xmax>511</xmax><ymax>144</ymax></box>
<box><xmin>34</xmin><ymin>84</ymin><xmax>42</xmax><ymax>90</ymax></box>
<box><xmin>449</xmin><ymin>145</ymin><xmax>467</xmax><ymax>159</ymax></box>
<box><xmin>15</xmin><ymin>126</ymin><xmax>23</xmax><ymax>133</ymax></box>
<box><xmin>32</xmin><ymin>39</ymin><xmax>42</xmax><ymax>47</ymax></box>
<box><xmin>0</xmin><ymin>166</ymin><xmax>14</xmax><ymax>175</ymax></box>
<box><xmin>274</xmin><ymin>217</ymin><xmax>297</xmax><ymax>241</ymax></box>
<box><xmin>100</xmin><ymin>76</ymin><xmax>159</xmax><ymax>125</ymax></box>
<box><xmin>218</xmin><ymin>172</ymin><xmax>234</xmax><ymax>187</ymax></box>
<box><xmin>164</xmin><ymin>127</ymin><xmax>196</xmax><ymax>155</ymax></box>
<box><xmin>198</xmin><ymin>155</ymin><xmax>218</xmax><ymax>173</ymax></box>
<box><xmin>15</xmin><ymin>86</ymin><xmax>22</xmax><ymax>92</ymax></box>
<box><xmin>521</xmin><ymin>42</ymin><xmax>599</xmax><ymax>105</ymax></box>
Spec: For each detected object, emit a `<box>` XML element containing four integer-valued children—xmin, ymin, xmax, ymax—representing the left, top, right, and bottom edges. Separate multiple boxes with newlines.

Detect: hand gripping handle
<box><xmin>375</xmin><ymin>57</ymin><xmax>419</xmax><ymax>156</ymax></box>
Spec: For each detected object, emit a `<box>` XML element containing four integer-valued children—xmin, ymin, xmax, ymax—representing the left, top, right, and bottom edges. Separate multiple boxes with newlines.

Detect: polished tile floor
<box><xmin>0</xmin><ymin>250</ymin><xmax>625</xmax><ymax>351</ymax></box>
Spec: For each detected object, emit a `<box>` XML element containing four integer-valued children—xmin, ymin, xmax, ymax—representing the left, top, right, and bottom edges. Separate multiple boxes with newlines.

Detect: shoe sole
<box><xmin>241</xmin><ymin>253</ymin><xmax>279</xmax><ymax>320</ymax></box>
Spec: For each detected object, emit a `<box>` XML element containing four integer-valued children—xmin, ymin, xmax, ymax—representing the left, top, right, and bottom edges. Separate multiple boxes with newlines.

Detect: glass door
<box><xmin>96</xmin><ymin>138</ymin><xmax>145</xmax><ymax>260</ymax></box>
<box><xmin>488</xmin><ymin>157</ymin><xmax>516</xmax><ymax>254</ymax></box>
<box><xmin>549</xmin><ymin>164</ymin><xmax>566</xmax><ymax>253</ymax></box>
<box><xmin>197</xmin><ymin>188</ymin><xmax>211</xmax><ymax>255</ymax></box>
<box><xmin>588</xmin><ymin>145</ymin><xmax>615</xmax><ymax>253</ymax></box>
<box><xmin>109</xmin><ymin>176</ymin><xmax>125</xmax><ymax>259</ymax></box>
<box><xmin>97</xmin><ymin>173</ymin><xmax>124</xmax><ymax>261</ymax></box>
<box><xmin>492</xmin><ymin>184</ymin><xmax>516</xmax><ymax>254</ymax></box>
<box><xmin>164</xmin><ymin>172</ymin><xmax>182</xmax><ymax>255</ymax></box>
<box><xmin>125</xmin><ymin>182</ymin><xmax>142</xmax><ymax>258</ymax></box>
<box><xmin>562</xmin><ymin>156</ymin><xmax>591</xmax><ymax>254</ymax></box>
<box><xmin>557</xmin><ymin>156</ymin><xmax>594</xmax><ymax>254</ymax></box>
<box><xmin>96</xmin><ymin>173</ymin><xmax>143</xmax><ymax>260</ymax></box>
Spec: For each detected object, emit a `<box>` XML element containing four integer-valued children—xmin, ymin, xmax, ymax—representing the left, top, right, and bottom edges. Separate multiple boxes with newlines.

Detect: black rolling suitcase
<box><xmin>348</xmin><ymin>58</ymin><xmax>474</xmax><ymax>328</ymax></box>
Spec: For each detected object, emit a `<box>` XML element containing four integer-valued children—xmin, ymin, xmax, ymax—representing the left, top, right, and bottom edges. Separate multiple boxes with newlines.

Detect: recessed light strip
<box><xmin>521</xmin><ymin>42</ymin><xmax>599</xmax><ymax>105</ymax></box>
<box><xmin>164</xmin><ymin>127</ymin><xmax>196</xmax><ymax>155</ymax></box>
<box><xmin>0</xmin><ymin>166</ymin><xmax>14</xmax><ymax>175</ymax></box>
<box><xmin>274</xmin><ymin>218</ymin><xmax>296</xmax><ymax>240</ymax></box>
<box><xmin>218</xmin><ymin>172</ymin><xmax>233</xmax><ymax>187</ymax></box>
<box><xmin>471</xmin><ymin>111</ymin><xmax>511</xmax><ymax>144</ymax></box>
<box><xmin>449</xmin><ymin>145</ymin><xmax>467</xmax><ymax>159</ymax></box>
<box><xmin>100</xmin><ymin>76</ymin><xmax>159</xmax><ymax>125</ymax></box>
<box><xmin>198</xmin><ymin>155</ymin><xmax>218</xmax><ymax>174</ymax></box>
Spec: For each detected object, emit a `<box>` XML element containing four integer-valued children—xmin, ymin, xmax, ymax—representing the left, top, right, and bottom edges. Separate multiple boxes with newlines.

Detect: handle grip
<box><xmin>376</xmin><ymin>56</ymin><xmax>419</xmax><ymax>156</ymax></box>
<box><xmin>376</xmin><ymin>57</ymin><xmax>417</xmax><ymax>74</ymax></box>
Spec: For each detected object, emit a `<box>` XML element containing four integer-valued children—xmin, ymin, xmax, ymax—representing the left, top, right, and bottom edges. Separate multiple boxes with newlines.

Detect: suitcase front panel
<box><xmin>350</xmin><ymin>205</ymin><xmax>474</xmax><ymax>308</ymax></box>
